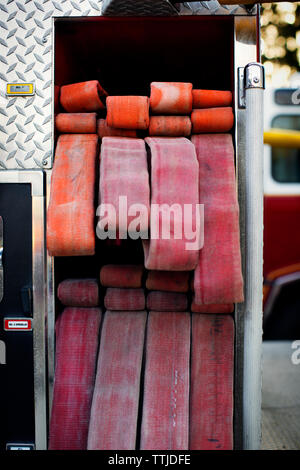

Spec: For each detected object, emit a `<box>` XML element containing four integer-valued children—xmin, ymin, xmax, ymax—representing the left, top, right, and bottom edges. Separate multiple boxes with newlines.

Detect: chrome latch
<box><xmin>244</xmin><ymin>62</ymin><xmax>265</xmax><ymax>90</ymax></box>
<box><xmin>238</xmin><ymin>63</ymin><xmax>265</xmax><ymax>109</ymax></box>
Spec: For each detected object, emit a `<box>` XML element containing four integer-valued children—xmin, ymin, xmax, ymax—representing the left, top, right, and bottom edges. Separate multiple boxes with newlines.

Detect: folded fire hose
<box><xmin>100</xmin><ymin>264</ymin><xmax>144</xmax><ymax>288</ymax></box>
<box><xmin>47</xmin><ymin>134</ymin><xmax>98</xmax><ymax>256</ymax></box>
<box><xmin>150</xmin><ymin>82</ymin><xmax>193</xmax><ymax>115</ymax></box>
<box><xmin>190</xmin><ymin>314</ymin><xmax>234</xmax><ymax>450</ymax></box>
<box><xmin>104</xmin><ymin>288</ymin><xmax>146</xmax><ymax>311</ymax></box>
<box><xmin>99</xmin><ymin>137</ymin><xmax>150</xmax><ymax>236</ymax></box>
<box><xmin>106</xmin><ymin>96</ymin><xmax>150</xmax><ymax>130</ymax></box>
<box><xmin>97</xmin><ymin>118</ymin><xmax>137</xmax><ymax>138</ymax></box>
<box><xmin>191</xmin><ymin>107</ymin><xmax>234</xmax><ymax>133</ymax></box>
<box><xmin>88</xmin><ymin>310</ymin><xmax>147</xmax><ymax>450</ymax></box>
<box><xmin>140</xmin><ymin>312</ymin><xmax>190</xmax><ymax>450</ymax></box>
<box><xmin>49</xmin><ymin>307</ymin><xmax>102</xmax><ymax>450</ymax></box>
<box><xmin>146</xmin><ymin>291</ymin><xmax>188</xmax><ymax>312</ymax></box>
<box><xmin>192</xmin><ymin>134</ymin><xmax>244</xmax><ymax>305</ymax></box>
<box><xmin>191</xmin><ymin>300</ymin><xmax>234</xmax><ymax>314</ymax></box>
<box><xmin>143</xmin><ymin>137</ymin><xmax>200</xmax><ymax>271</ymax></box>
<box><xmin>55</xmin><ymin>113</ymin><xmax>97</xmax><ymax>134</ymax></box>
<box><xmin>49</xmin><ymin>81</ymin><xmax>242</xmax><ymax>451</ymax></box>
<box><xmin>57</xmin><ymin>278</ymin><xmax>99</xmax><ymax>307</ymax></box>
<box><xmin>192</xmin><ymin>89</ymin><xmax>232</xmax><ymax>109</ymax></box>
<box><xmin>60</xmin><ymin>80</ymin><xmax>107</xmax><ymax>113</ymax></box>
<box><xmin>146</xmin><ymin>270</ymin><xmax>190</xmax><ymax>293</ymax></box>
<box><xmin>149</xmin><ymin>116</ymin><xmax>191</xmax><ymax>137</ymax></box>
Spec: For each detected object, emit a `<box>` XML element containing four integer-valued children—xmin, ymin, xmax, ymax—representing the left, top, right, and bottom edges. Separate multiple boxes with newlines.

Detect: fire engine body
<box><xmin>263</xmin><ymin>87</ymin><xmax>300</xmax><ymax>339</ymax></box>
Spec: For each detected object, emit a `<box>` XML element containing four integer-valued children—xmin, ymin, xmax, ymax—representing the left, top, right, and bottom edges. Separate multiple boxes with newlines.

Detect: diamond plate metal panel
<box><xmin>178</xmin><ymin>2</ymin><xmax>257</xmax><ymax>16</ymax></box>
<box><xmin>0</xmin><ymin>0</ymin><xmax>104</xmax><ymax>170</ymax></box>
<box><xmin>0</xmin><ymin>0</ymin><xmax>255</xmax><ymax>170</ymax></box>
<box><xmin>102</xmin><ymin>0</ymin><xmax>178</xmax><ymax>16</ymax></box>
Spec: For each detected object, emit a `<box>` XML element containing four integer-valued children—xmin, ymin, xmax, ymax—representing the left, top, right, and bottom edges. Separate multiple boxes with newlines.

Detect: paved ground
<box><xmin>261</xmin><ymin>341</ymin><xmax>300</xmax><ymax>450</ymax></box>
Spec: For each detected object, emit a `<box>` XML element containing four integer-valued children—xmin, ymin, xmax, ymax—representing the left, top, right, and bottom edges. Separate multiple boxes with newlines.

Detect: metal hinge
<box><xmin>238</xmin><ymin>67</ymin><xmax>246</xmax><ymax>109</ymax></box>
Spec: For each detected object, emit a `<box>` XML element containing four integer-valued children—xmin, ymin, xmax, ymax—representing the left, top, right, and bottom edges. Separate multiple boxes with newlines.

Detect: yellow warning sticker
<box><xmin>6</xmin><ymin>83</ymin><xmax>35</xmax><ymax>96</ymax></box>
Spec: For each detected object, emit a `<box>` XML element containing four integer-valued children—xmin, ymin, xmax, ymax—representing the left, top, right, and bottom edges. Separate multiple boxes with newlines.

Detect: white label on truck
<box><xmin>4</xmin><ymin>318</ymin><xmax>32</xmax><ymax>331</ymax></box>
<box><xmin>6</xmin><ymin>443</ymin><xmax>34</xmax><ymax>450</ymax></box>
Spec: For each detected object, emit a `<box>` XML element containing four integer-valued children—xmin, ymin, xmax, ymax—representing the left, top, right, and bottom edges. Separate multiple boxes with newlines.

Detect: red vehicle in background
<box><xmin>263</xmin><ymin>87</ymin><xmax>300</xmax><ymax>339</ymax></box>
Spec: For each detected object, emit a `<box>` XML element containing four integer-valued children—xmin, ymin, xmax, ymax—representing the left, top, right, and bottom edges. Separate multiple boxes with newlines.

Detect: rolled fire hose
<box><xmin>150</xmin><ymin>82</ymin><xmax>193</xmax><ymax>115</ymax></box>
<box><xmin>146</xmin><ymin>291</ymin><xmax>188</xmax><ymax>311</ymax></box>
<box><xmin>60</xmin><ymin>80</ymin><xmax>108</xmax><ymax>113</ymax></box>
<box><xmin>190</xmin><ymin>314</ymin><xmax>234</xmax><ymax>450</ymax></box>
<box><xmin>146</xmin><ymin>270</ymin><xmax>190</xmax><ymax>292</ymax></box>
<box><xmin>148</xmin><ymin>116</ymin><xmax>191</xmax><ymax>137</ymax></box>
<box><xmin>140</xmin><ymin>311</ymin><xmax>190</xmax><ymax>450</ymax></box>
<box><xmin>47</xmin><ymin>134</ymin><xmax>98</xmax><ymax>256</ymax></box>
<box><xmin>191</xmin><ymin>300</ymin><xmax>234</xmax><ymax>314</ymax></box>
<box><xmin>97</xmin><ymin>118</ymin><xmax>138</xmax><ymax>138</ymax></box>
<box><xmin>50</xmin><ymin>85</ymin><xmax>242</xmax><ymax>450</ymax></box>
<box><xmin>190</xmin><ymin>272</ymin><xmax>234</xmax><ymax>313</ymax></box>
<box><xmin>106</xmin><ymin>96</ymin><xmax>150</xmax><ymax>129</ymax></box>
<box><xmin>104</xmin><ymin>288</ymin><xmax>146</xmax><ymax>311</ymax></box>
<box><xmin>57</xmin><ymin>279</ymin><xmax>99</xmax><ymax>307</ymax></box>
<box><xmin>191</xmin><ymin>134</ymin><xmax>244</xmax><ymax>305</ymax></box>
<box><xmin>143</xmin><ymin>137</ymin><xmax>200</xmax><ymax>271</ymax></box>
<box><xmin>99</xmin><ymin>137</ymin><xmax>150</xmax><ymax>236</ymax></box>
<box><xmin>192</xmin><ymin>89</ymin><xmax>232</xmax><ymax>108</ymax></box>
<box><xmin>191</xmin><ymin>107</ymin><xmax>234</xmax><ymax>133</ymax></box>
<box><xmin>49</xmin><ymin>307</ymin><xmax>102</xmax><ymax>450</ymax></box>
<box><xmin>87</xmin><ymin>310</ymin><xmax>147</xmax><ymax>450</ymax></box>
<box><xmin>100</xmin><ymin>264</ymin><xmax>144</xmax><ymax>288</ymax></box>
<box><xmin>55</xmin><ymin>113</ymin><xmax>97</xmax><ymax>134</ymax></box>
